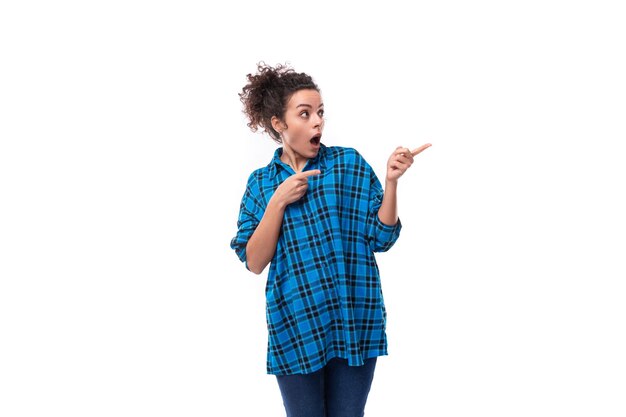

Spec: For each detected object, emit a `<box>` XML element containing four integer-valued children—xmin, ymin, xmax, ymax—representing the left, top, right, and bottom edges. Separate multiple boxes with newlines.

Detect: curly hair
<box><xmin>239</xmin><ymin>62</ymin><xmax>320</xmax><ymax>144</ymax></box>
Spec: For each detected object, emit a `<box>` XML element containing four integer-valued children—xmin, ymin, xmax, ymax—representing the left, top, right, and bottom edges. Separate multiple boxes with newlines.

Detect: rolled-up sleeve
<box><xmin>366</xmin><ymin>165</ymin><xmax>402</xmax><ymax>252</ymax></box>
<box><xmin>230</xmin><ymin>173</ymin><xmax>264</xmax><ymax>270</ymax></box>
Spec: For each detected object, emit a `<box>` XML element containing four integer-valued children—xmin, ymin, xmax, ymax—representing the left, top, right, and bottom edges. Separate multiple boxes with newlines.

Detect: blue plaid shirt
<box><xmin>230</xmin><ymin>144</ymin><xmax>402</xmax><ymax>375</ymax></box>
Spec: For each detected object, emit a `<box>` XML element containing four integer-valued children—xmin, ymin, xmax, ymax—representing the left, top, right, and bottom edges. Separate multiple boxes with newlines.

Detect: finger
<box><xmin>396</xmin><ymin>152</ymin><xmax>414</xmax><ymax>165</ymax></box>
<box><xmin>411</xmin><ymin>143</ymin><xmax>432</xmax><ymax>156</ymax></box>
<box><xmin>392</xmin><ymin>148</ymin><xmax>413</xmax><ymax>161</ymax></box>
<box><xmin>394</xmin><ymin>153</ymin><xmax>413</xmax><ymax>165</ymax></box>
<box><xmin>390</xmin><ymin>161</ymin><xmax>409</xmax><ymax>171</ymax></box>
<box><xmin>300</xmin><ymin>169</ymin><xmax>321</xmax><ymax>178</ymax></box>
<box><xmin>395</xmin><ymin>147</ymin><xmax>415</xmax><ymax>162</ymax></box>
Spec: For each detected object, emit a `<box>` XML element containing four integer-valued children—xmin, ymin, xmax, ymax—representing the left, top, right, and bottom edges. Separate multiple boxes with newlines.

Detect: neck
<box><xmin>280</xmin><ymin>145</ymin><xmax>308</xmax><ymax>173</ymax></box>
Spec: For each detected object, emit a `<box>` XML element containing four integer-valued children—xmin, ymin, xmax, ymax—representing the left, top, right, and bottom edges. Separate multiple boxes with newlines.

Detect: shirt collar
<box><xmin>268</xmin><ymin>143</ymin><xmax>327</xmax><ymax>179</ymax></box>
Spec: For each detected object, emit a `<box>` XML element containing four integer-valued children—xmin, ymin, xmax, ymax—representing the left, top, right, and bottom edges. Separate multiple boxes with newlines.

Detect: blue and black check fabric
<box><xmin>231</xmin><ymin>144</ymin><xmax>402</xmax><ymax>375</ymax></box>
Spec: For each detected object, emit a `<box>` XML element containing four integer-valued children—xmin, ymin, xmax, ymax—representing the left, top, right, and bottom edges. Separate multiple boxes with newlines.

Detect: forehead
<box><xmin>286</xmin><ymin>89</ymin><xmax>323</xmax><ymax>108</ymax></box>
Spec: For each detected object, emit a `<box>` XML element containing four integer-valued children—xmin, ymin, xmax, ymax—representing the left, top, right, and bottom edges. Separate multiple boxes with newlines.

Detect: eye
<box><xmin>300</xmin><ymin>110</ymin><xmax>309</xmax><ymax>118</ymax></box>
<box><xmin>318</xmin><ymin>110</ymin><xmax>324</xmax><ymax>117</ymax></box>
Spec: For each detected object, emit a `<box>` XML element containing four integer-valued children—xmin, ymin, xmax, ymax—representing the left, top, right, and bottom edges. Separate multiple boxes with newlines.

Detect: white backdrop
<box><xmin>1</xmin><ymin>1</ymin><xmax>625</xmax><ymax>416</ymax></box>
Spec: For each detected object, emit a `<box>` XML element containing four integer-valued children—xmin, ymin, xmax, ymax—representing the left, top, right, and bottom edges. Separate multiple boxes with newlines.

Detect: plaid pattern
<box><xmin>231</xmin><ymin>144</ymin><xmax>402</xmax><ymax>375</ymax></box>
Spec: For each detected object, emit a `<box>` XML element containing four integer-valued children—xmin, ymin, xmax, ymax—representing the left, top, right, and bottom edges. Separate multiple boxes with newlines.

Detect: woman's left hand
<box><xmin>386</xmin><ymin>143</ymin><xmax>431</xmax><ymax>182</ymax></box>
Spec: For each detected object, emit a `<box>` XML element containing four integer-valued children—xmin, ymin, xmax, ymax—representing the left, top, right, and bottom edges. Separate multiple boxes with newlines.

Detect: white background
<box><xmin>1</xmin><ymin>0</ymin><xmax>625</xmax><ymax>416</ymax></box>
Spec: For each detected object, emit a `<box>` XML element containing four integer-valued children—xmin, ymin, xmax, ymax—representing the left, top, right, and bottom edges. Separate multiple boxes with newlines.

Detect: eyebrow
<box><xmin>296</xmin><ymin>103</ymin><xmax>324</xmax><ymax>109</ymax></box>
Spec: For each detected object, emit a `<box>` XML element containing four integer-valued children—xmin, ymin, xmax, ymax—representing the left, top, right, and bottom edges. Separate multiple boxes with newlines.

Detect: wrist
<box><xmin>269</xmin><ymin>194</ymin><xmax>287</xmax><ymax>211</ymax></box>
<box><xmin>385</xmin><ymin>178</ymin><xmax>398</xmax><ymax>188</ymax></box>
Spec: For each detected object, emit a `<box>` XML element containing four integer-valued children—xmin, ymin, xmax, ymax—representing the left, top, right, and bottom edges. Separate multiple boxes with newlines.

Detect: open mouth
<box><xmin>310</xmin><ymin>134</ymin><xmax>321</xmax><ymax>145</ymax></box>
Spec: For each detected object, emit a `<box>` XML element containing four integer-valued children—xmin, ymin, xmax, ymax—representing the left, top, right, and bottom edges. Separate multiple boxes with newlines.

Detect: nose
<box><xmin>313</xmin><ymin>113</ymin><xmax>323</xmax><ymax>128</ymax></box>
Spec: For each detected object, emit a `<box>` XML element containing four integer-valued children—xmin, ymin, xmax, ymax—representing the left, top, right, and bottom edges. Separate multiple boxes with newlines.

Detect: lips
<box><xmin>310</xmin><ymin>134</ymin><xmax>321</xmax><ymax>146</ymax></box>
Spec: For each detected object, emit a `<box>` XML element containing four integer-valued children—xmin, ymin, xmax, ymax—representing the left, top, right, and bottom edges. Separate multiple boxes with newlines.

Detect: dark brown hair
<box><xmin>239</xmin><ymin>62</ymin><xmax>320</xmax><ymax>143</ymax></box>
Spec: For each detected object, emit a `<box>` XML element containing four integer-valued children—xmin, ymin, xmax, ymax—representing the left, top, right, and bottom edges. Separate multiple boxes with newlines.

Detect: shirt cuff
<box><xmin>375</xmin><ymin>215</ymin><xmax>402</xmax><ymax>243</ymax></box>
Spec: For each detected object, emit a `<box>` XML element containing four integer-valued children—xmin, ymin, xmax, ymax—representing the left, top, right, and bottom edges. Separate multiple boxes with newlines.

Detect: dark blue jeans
<box><xmin>275</xmin><ymin>357</ymin><xmax>377</xmax><ymax>417</ymax></box>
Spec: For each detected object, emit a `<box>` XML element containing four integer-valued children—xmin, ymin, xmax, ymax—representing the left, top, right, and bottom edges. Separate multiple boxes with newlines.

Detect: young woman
<box><xmin>230</xmin><ymin>62</ymin><xmax>430</xmax><ymax>417</ymax></box>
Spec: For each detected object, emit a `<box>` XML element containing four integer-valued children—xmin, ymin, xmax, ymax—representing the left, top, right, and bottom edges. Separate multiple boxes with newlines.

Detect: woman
<box><xmin>230</xmin><ymin>62</ymin><xmax>430</xmax><ymax>417</ymax></box>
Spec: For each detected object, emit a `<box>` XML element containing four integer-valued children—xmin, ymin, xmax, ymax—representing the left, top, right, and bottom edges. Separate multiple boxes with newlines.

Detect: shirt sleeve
<box><xmin>230</xmin><ymin>173</ymin><xmax>265</xmax><ymax>270</ymax></box>
<box><xmin>364</xmin><ymin>157</ymin><xmax>402</xmax><ymax>253</ymax></box>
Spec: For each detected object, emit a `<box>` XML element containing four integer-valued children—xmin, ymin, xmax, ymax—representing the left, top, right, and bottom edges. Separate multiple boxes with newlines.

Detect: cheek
<box><xmin>284</xmin><ymin>118</ymin><xmax>312</xmax><ymax>144</ymax></box>
<box><xmin>284</xmin><ymin>128</ymin><xmax>306</xmax><ymax>144</ymax></box>
<box><xmin>292</xmin><ymin>126</ymin><xmax>308</xmax><ymax>143</ymax></box>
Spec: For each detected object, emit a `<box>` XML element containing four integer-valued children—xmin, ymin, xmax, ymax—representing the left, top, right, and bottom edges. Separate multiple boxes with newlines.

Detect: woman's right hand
<box><xmin>273</xmin><ymin>169</ymin><xmax>321</xmax><ymax>206</ymax></box>
<box><xmin>245</xmin><ymin>169</ymin><xmax>321</xmax><ymax>274</ymax></box>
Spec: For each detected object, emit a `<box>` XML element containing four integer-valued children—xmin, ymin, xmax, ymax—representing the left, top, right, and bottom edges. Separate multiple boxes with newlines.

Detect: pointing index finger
<box><xmin>300</xmin><ymin>169</ymin><xmax>321</xmax><ymax>177</ymax></box>
<box><xmin>411</xmin><ymin>143</ymin><xmax>432</xmax><ymax>156</ymax></box>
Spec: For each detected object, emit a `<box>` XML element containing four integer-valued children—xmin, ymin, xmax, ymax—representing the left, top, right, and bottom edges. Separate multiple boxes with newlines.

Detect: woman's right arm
<box><xmin>245</xmin><ymin>169</ymin><xmax>321</xmax><ymax>274</ymax></box>
<box><xmin>245</xmin><ymin>196</ymin><xmax>287</xmax><ymax>275</ymax></box>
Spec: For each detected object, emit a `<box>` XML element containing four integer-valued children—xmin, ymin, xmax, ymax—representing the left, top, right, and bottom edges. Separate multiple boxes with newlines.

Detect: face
<box><xmin>272</xmin><ymin>89</ymin><xmax>325</xmax><ymax>160</ymax></box>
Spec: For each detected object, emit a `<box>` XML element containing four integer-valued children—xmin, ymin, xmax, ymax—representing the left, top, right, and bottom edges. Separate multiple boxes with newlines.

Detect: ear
<box><xmin>271</xmin><ymin>116</ymin><xmax>286</xmax><ymax>133</ymax></box>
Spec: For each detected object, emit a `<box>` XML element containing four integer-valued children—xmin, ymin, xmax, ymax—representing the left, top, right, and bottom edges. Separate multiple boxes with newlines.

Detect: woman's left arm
<box><xmin>378</xmin><ymin>144</ymin><xmax>432</xmax><ymax>225</ymax></box>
